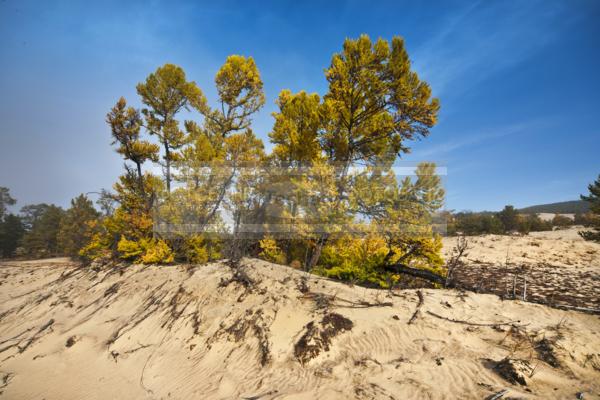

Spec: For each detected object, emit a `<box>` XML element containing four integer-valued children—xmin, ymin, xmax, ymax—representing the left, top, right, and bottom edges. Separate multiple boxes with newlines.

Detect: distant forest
<box><xmin>518</xmin><ymin>200</ymin><xmax>590</xmax><ymax>214</ymax></box>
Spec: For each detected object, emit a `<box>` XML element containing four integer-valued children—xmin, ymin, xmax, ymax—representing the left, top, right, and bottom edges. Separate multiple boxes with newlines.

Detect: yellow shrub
<box><xmin>117</xmin><ymin>236</ymin><xmax>145</xmax><ymax>260</ymax></box>
<box><xmin>140</xmin><ymin>239</ymin><xmax>174</xmax><ymax>264</ymax></box>
<box><xmin>258</xmin><ymin>236</ymin><xmax>286</xmax><ymax>265</ymax></box>
<box><xmin>78</xmin><ymin>232</ymin><xmax>112</xmax><ymax>261</ymax></box>
<box><xmin>316</xmin><ymin>233</ymin><xmax>446</xmax><ymax>288</ymax></box>
<box><xmin>182</xmin><ymin>235</ymin><xmax>209</xmax><ymax>264</ymax></box>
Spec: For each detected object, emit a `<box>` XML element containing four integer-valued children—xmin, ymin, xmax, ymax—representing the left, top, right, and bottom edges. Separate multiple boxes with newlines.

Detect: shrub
<box><xmin>79</xmin><ymin>232</ymin><xmax>112</xmax><ymax>261</ymax></box>
<box><xmin>117</xmin><ymin>236</ymin><xmax>145</xmax><ymax>260</ymax></box>
<box><xmin>182</xmin><ymin>235</ymin><xmax>209</xmax><ymax>264</ymax></box>
<box><xmin>140</xmin><ymin>239</ymin><xmax>174</xmax><ymax>264</ymax></box>
<box><xmin>258</xmin><ymin>236</ymin><xmax>286</xmax><ymax>265</ymax></box>
<box><xmin>552</xmin><ymin>214</ymin><xmax>573</xmax><ymax>228</ymax></box>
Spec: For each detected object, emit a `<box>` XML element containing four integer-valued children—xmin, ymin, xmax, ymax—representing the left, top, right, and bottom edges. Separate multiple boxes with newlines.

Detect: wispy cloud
<box><xmin>410</xmin><ymin>119</ymin><xmax>549</xmax><ymax>159</ymax></box>
<box><xmin>411</xmin><ymin>0</ymin><xmax>576</xmax><ymax>98</ymax></box>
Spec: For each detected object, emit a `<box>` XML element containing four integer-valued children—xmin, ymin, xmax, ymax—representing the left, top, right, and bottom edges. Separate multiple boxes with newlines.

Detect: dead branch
<box><xmin>485</xmin><ymin>389</ymin><xmax>508</xmax><ymax>400</ymax></box>
<box><xmin>445</xmin><ymin>235</ymin><xmax>469</xmax><ymax>287</ymax></box>
<box><xmin>408</xmin><ymin>290</ymin><xmax>424</xmax><ymax>325</ymax></box>
<box><xmin>242</xmin><ymin>390</ymin><xmax>279</xmax><ymax>400</ymax></box>
<box><xmin>426</xmin><ymin>311</ymin><xmax>526</xmax><ymax>327</ymax></box>
<box><xmin>298</xmin><ymin>292</ymin><xmax>393</xmax><ymax>309</ymax></box>
<box><xmin>381</xmin><ymin>263</ymin><xmax>445</xmax><ymax>284</ymax></box>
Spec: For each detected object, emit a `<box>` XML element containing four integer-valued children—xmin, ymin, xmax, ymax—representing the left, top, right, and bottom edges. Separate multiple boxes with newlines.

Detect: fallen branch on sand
<box><xmin>485</xmin><ymin>388</ymin><xmax>509</xmax><ymax>400</ymax></box>
<box><xmin>298</xmin><ymin>292</ymin><xmax>393</xmax><ymax>309</ymax></box>
<box><xmin>408</xmin><ymin>290</ymin><xmax>424</xmax><ymax>324</ymax></box>
<box><xmin>426</xmin><ymin>311</ymin><xmax>526</xmax><ymax>327</ymax></box>
<box><xmin>381</xmin><ymin>263</ymin><xmax>445</xmax><ymax>284</ymax></box>
<box><xmin>242</xmin><ymin>390</ymin><xmax>279</xmax><ymax>400</ymax></box>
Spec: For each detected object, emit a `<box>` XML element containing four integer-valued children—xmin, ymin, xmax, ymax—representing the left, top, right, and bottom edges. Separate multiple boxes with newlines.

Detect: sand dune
<box><xmin>1</xmin><ymin>254</ymin><xmax>599</xmax><ymax>399</ymax></box>
<box><xmin>442</xmin><ymin>227</ymin><xmax>600</xmax><ymax>311</ymax></box>
<box><xmin>442</xmin><ymin>226</ymin><xmax>600</xmax><ymax>270</ymax></box>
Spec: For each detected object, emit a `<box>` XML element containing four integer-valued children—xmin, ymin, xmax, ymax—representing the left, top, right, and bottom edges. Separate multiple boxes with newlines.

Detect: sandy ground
<box><xmin>442</xmin><ymin>227</ymin><xmax>600</xmax><ymax>311</ymax></box>
<box><xmin>1</xmin><ymin>254</ymin><xmax>599</xmax><ymax>399</ymax></box>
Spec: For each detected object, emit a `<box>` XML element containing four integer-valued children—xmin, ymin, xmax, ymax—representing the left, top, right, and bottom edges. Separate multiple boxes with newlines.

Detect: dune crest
<box><xmin>0</xmin><ymin>257</ymin><xmax>599</xmax><ymax>399</ymax></box>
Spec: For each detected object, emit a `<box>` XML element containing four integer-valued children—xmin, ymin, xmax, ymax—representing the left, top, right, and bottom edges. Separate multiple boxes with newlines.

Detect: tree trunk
<box><xmin>136</xmin><ymin>162</ymin><xmax>144</xmax><ymax>193</ymax></box>
<box><xmin>381</xmin><ymin>262</ymin><xmax>445</xmax><ymax>285</ymax></box>
<box><xmin>164</xmin><ymin>143</ymin><xmax>171</xmax><ymax>193</ymax></box>
<box><xmin>307</xmin><ymin>234</ymin><xmax>328</xmax><ymax>271</ymax></box>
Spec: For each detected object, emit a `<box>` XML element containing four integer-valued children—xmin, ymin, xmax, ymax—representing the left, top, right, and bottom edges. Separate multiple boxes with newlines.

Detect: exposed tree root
<box><xmin>488</xmin><ymin>357</ymin><xmax>532</xmax><ymax>386</ymax></box>
<box><xmin>18</xmin><ymin>319</ymin><xmax>54</xmax><ymax>353</ymax></box>
<box><xmin>161</xmin><ymin>285</ymin><xmax>194</xmax><ymax>331</ymax></box>
<box><xmin>221</xmin><ymin>309</ymin><xmax>272</xmax><ymax>366</ymax></box>
<box><xmin>219</xmin><ymin>261</ymin><xmax>256</xmax><ymax>289</ymax></box>
<box><xmin>294</xmin><ymin>313</ymin><xmax>353</xmax><ymax>365</ymax></box>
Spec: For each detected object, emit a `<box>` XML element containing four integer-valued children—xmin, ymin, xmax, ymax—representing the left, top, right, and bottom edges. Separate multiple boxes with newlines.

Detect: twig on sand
<box><xmin>426</xmin><ymin>311</ymin><xmax>526</xmax><ymax>328</ymax></box>
<box><xmin>408</xmin><ymin>290</ymin><xmax>424</xmax><ymax>325</ymax></box>
<box><xmin>242</xmin><ymin>390</ymin><xmax>279</xmax><ymax>399</ymax></box>
<box><xmin>485</xmin><ymin>389</ymin><xmax>508</xmax><ymax>400</ymax></box>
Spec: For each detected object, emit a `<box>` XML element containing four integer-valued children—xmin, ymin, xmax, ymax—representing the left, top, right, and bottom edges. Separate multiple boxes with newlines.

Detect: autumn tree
<box><xmin>161</xmin><ymin>56</ymin><xmax>266</xmax><ymax>248</ymax></box>
<box><xmin>580</xmin><ymin>174</ymin><xmax>600</xmax><ymax>242</ymax></box>
<box><xmin>106</xmin><ymin>97</ymin><xmax>159</xmax><ymax>195</ymax></box>
<box><xmin>137</xmin><ymin>64</ymin><xmax>207</xmax><ymax>192</ymax></box>
<box><xmin>265</xmin><ymin>90</ymin><xmax>323</xmax><ymax>263</ymax></box>
<box><xmin>307</xmin><ymin>35</ymin><xmax>440</xmax><ymax>269</ymax></box>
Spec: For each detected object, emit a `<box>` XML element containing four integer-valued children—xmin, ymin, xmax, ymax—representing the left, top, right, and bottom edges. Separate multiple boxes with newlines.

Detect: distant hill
<box><xmin>519</xmin><ymin>200</ymin><xmax>589</xmax><ymax>214</ymax></box>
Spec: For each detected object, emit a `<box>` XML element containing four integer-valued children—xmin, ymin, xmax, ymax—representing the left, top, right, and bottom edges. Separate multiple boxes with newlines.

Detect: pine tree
<box><xmin>137</xmin><ymin>64</ymin><xmax>207</xmax><ymax>192</ymax></box>
<box><xmin>20</xmin><ymin>205</ymin><xmax>65</xmax><ymax>258</ymax></box>
<box><xmin>0</xmin><ymin>214</ymin><xmax>24</xmax><ymax>258</ymax></box>
<box><xmin>106</xmin><ymin>97</ymin><xmax>159</xmax><ymax>194</ymax></box>
<box><xmin>498</xmin><ymin>205</ymin><xmax>518</xmax><ymax>233</ymax></box>
<box><xmin>307</xmin><ymin>35</ymin><xmax>440</xmax><ymax>269</ymax></box>
<box><xmin>58</xmin><ymin>194</ymin><xmax>100</xmax><ymax>257</ymax></box>
<box><xmin>203</xmin><ymin>55</ymin><xmax>265</xmax><ymax>137</ymax></box>
<box><xmin>0</xmin><ymin>187</ymin><xmax>16</xmax><ymax>220</ymax></box>
<box><xmin>580</xmin><ymin>174</ymin><xmax>600</xmax><ymax>242</ymax></box>
<box><xmin>20</xmin><ymin>204</ymin><xmax>51</xmax><ymax>231</ymax></box>
<box><xmin>166</xmin><ymin>56</ymin><xmax>266</xmax><ymax>233</ymax></box>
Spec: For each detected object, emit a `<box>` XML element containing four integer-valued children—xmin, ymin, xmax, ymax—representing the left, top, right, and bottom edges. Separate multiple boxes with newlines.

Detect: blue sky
<box><xmin>0</xmin><ymin>0</ymin><xmax>598</xmax><ymax>211</ymax></box>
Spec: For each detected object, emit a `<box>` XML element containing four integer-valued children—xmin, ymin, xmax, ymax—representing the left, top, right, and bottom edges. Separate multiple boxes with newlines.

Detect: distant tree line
<box><xmin>0</xmin><ymin>188</ymin><xmax>99</xmax><ymax>258</ymax></box>
<box><xmin>445</xmin><ymin>204</ymin><xmax>599</xmax><ymax>236</ymax></box>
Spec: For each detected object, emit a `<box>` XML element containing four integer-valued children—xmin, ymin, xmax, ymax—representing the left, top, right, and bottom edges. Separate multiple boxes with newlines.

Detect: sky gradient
<box><xmin>1</xmin><ymin>0</ymin><xmax>599</xmax><ymax>212</ymax></box>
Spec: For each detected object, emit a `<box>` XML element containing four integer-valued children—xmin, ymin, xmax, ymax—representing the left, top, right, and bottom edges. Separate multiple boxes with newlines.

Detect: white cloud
<box><xmin>411</xmin><ymin>0</ymin><xmax>575</xmax><ymax>98</ymax></box>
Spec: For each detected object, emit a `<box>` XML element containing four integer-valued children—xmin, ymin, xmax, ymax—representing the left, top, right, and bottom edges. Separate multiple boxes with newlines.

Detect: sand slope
<box><xmin>0</xmin><ymin>257</ymin><xmax>599</xmax><ymax>399</ymax></box>
<box><xmin>442</xmin><ymin>227</ymin><xmax>600</xmax><ymax>311</ymax></box>
<box><xmin>442</xmin><ymin>227</ymin><xmax>600</xmax><ymax>271</ymax></box>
